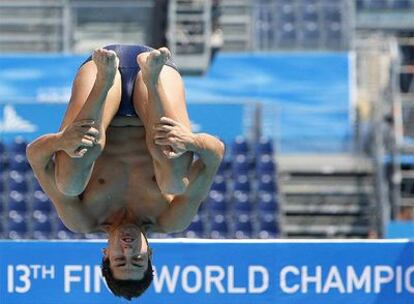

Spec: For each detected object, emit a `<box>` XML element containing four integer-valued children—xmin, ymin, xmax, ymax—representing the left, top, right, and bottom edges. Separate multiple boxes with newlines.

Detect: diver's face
<box><xmin>104</xmin><ymin>224</ymin><xmax>151</xmax><ymax>280</ymax></box>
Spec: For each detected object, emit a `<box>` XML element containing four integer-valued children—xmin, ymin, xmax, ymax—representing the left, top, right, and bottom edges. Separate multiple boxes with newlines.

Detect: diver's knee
<box><xmin>56</xmin><ymin>179</ymin><xmax>85</xmax><ymax>196</ymax></box>
<box><xmin>158</xmin><ymin>176</ymin><xmax>188</xmax><ymax>195</ymax></box>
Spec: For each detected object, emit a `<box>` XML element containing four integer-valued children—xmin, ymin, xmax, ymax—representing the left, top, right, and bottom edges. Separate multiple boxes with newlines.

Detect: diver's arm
<box><xmin>27</xmin><ymin>131</ymin><xmax>97</xmax><ymax>233</ymax></box>
<box><xmin>152</xmin><ymin>117</ymin><xmax>224</xmax><ymax>232</ymax></box>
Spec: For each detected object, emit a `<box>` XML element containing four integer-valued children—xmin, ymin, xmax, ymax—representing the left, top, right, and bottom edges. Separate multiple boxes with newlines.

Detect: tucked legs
<box><xmin>133</xmin><ymin>48</ymin><xmax>193</xmax><ymax>194</ymax></box>
<box><xmin>55</xmin><ymin>49</ymin><xmax>122</xmax><ymax>196</ymax></box>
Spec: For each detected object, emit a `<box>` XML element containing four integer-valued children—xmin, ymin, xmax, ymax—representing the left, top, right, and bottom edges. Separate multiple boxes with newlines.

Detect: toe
<box><xmin>137</xmin><ymin>53</ymin><xmax>148</xmax><ymax>65</ymax></box>
<box><xmin>159</xmin><ymin>47</ymin><xmax>171</xmax><ymax>58</ymax></box>
<box><xmin>150</xmin><ymin>50</ymin><xmax>161</xmax><ymax>59</ymax></box>
<box><xmin>107</xmin><ymin>50</ymin><xmax>117</xmax><ymax>58</ymax></box>
<box><xmin>92</xmin><ymin>50</ymin><xmax>100</xmax><ymax>61</ymax></box>
<box><xmin>95</xmin><ymin>48</ymin><xmax>105</xmax><ymax>59</ymax></box>
<box><xmin>105</xmin><ymin>50</ymin><xmax>117</xmax><ymax>63</ymax></box>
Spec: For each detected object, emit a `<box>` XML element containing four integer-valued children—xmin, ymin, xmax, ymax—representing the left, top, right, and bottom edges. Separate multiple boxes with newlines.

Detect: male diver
<box><xmin>27</xmin><ymin>45</ymin><xmax>224</xmax><ymax>300</ymax></box>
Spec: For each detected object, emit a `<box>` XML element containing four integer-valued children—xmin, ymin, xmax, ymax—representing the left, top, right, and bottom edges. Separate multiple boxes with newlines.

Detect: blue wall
<box><xmin>186</xmin><ymin>53</ymin><xmax>352</xmax><ymax>152</ymax></box>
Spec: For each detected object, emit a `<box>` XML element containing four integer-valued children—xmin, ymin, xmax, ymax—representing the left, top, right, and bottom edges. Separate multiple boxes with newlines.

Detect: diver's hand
<box><xmin>58</xmin><ymin>120</ymin><xmax>99</xmax><ymax>158</ymax></box>
<box><xmin>154</xmin><ymin>117</ymin><xmax>196</xmax><ymax>159</ymax></box>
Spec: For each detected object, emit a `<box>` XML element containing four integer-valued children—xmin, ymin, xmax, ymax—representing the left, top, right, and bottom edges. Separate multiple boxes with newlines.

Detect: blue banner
<box><xmin>0</xmin><ymin>240</ymin><xmax>413</xmax><ymax>304</ymax></box>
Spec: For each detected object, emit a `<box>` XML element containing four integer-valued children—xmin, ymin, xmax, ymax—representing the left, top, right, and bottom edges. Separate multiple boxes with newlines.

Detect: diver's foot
<box><xmin>92</xmin><ymin>48</ymin><xmax>119</xmax><ymax>86</ymax></box>
<box><xmin>137</xmin><ymin>47</ymin><xmax>171</xmax><ymax>85</ymax></box>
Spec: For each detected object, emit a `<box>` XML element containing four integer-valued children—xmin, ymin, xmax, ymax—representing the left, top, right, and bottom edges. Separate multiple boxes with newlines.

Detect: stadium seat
<box><xmin>366</xmin><ymin>0</ymin><xmax>388</xmax><ymax>9</ymax></box>
<box><xmin>231</xmin><ymin>136</ymin><xmax>249</xmax><ymax>155</ymax></box>
<box><xmin>32</xmin><ymin>191</ymin><xmax>53</xmax><ymax>213</ymax></box>
<box><xmin>390</xmin><ymin>0</ymin><xmax>411</xmax><ymax>9</ymax></box>
<box><xmin>279</xmin><ymin>0</ymin><xmax>295</xmax><ymax>15</ymax></box>
<box><xmin>257</xmin><ymin>214</ymin><xmax>280</xmax><ymax>238</ymax></box>
<box><xmin>279</xmin><ymin>22</ymin><xmax>297</xmax><ymax>45</ymax></box>
<box><xmin>0</xmin><ymin>155</ymin><xmax>7</xmax><ymax>172</ymax></box>
<box><xmin>7</xmin><ymin>191</ymin><xmax>28</xmax><ymax>213</ymax></box>
<box><xmin>0</xmin><ymin>220</ymin><xmax>4</xmax><ymax>238</ymax></box>
<box><xmin>258</xmin><ymin>192</ymin><xmax>279</xmax><ymax>214</ymax></box>
<box><xmin>257</xmin><ymin>5</ymin><xmax>273</xmax><ymax>26</ymax></box>
<box><xmin>210</xmin><ymin>174</ymin><xmax>227</xmax><ymax>193</ymax></box>
<box><xmin>234</xmin><ymin>214</ymin><xmax>253</xmax><ymax>239</ymax></box>
<box><xmin>325</xmin><ymin>22</ymin><xmax>342</xmax><ymax>48</ymax></box>
<box><xmin>9</xmin><ymin>154</ymin><xmax>30</xmax><ymax>172</ymax></box>
<box><xmin>8</xmin><ymin>171</ymin><xmax>28</xmax><ymax>193</ymax></box>
<box><xmin>32</xmin><ymin>178</ymin><xmax>44</xmax><ymax>193</ymax></box>
<box><xmin>256</xmin><ymin>137</ymin><xmax>274</xmax><ymax>155</ymax></box>
<box><xmin>32</xmin><ymin>216</ymin><xmax>53</xmax><ymax>239</ymax></box>
<box><xmin>209</xmin><ymin>214</ymin><xmax>229</xmax><ymax>238</ymax></box>
<box><xmin>355</xmin><ymin>0</ymin><xmax>366</xmax><ymax>9</ymax></box>
<box><xmin>217</xmin><ymin>157</ymin><xmax>231</xmax><ymax>175</ymax></box>
<box><xmin>233</xmin><ymin>174</ymin><xmax>252</xmax><ymax>193</ymax></box>
<box><xmin>55</xmin><ymin>218</ymin><xmax>77</xmax><ymax>239</ymax></box>
<box><xmin>0</xmin><ymin>141</ymin><xmax>6</xmax><ymax>155</ymax></box>
<box><xmin>0</xmin><ymin>195</ymin><xmax>5</xmax><ymax>214</ymax></box>
<box><xmin>256</xmin><ymin>154</ymin><xmax>276</xmax><ymax>175</ymax></box>
<box><xmin>278</xmin><ymin>3</ymin><xmax>296</xmax><ymax>23</ymax></box>
<box><xmin>326</xmin><ymin>20</ymin><xmax>342</xmax><ymax>32</ymax></box>
<box><xmin>10</xmin><ymin>137</ymin><xmax>28</xmax><ymax>155</ymax></box>
<box><xmin>232</xmin><ymin>154</ymin><xmax>252</xmax><ymax>176</ymax></box>
<box><xmin>257</xmin><ymin>174</ymin><xmax>277</xmax><ymax>193</ymax></box>
<box><xmin>32</xmin><ymin>209</ymin><xmax>50</xmax><ymax>220</ymax></box>
<box><xmin>323</xmin><ymin>6</ymin><xmax>341</xmax><ymax>23</ymax></box>
<box><xmin>7</xmin><ymin>214</ymin><xmax>28</xmax><ymax>239</ymax></box>
<box><xmin>233</xmin><ymin>192</ymin><xmax>254</xmax><ymax>215</ymax></box>
<box><xmin>256</xmin><ymin>3</ymin><xmax>267</xmax><ymax>20</ymax></box>
<box><xmin>302</xmin><ymin>22</ymin><xmax>321</xmax><ymax>47</ymax></box>
<box><xmin>300</xmin><ymin>3</ymin><xmax>319</xmax><ymax>22</ymax></box>
<box><xmin>206</xmin><ymin>191</ymin><xmax>229</xmax><ymax>215</ymax></box>
<box><xmin>184</xmin><ymin>215</ymin><xmax>205</xmax><ymax>238</ymax></box>
<box><xmin>279</xmin><ymin>12</ymin><xmax>295</xmax><ymax>24</ymax></box>
<box><xmin>0</xmin><ymin>178</ymin><xmax>4</xmax><ymax>195</ymax></box>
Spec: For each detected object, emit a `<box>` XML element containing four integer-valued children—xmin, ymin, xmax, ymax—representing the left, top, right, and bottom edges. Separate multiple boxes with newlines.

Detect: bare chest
<box><xmin>79</xmin><ymin>127</ymin><xmax>170</xmax><ymax>224</ymax></box>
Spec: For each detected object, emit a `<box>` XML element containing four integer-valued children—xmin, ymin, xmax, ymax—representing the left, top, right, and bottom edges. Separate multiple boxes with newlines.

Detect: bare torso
<box><xmin>79</xmin><ymin>116</ymin><xmax>172</xmax><ymax>231</ymax></box>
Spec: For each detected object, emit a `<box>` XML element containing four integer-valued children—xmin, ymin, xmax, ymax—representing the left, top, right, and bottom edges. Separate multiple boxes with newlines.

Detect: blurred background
<box><xmin>0</xmin><ymin>0</ymin><xmax>413</xmax><ymax>241</ymax></box>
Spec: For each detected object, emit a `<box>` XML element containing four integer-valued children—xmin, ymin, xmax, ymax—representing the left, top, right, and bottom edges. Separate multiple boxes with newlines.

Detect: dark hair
<box><xmin>101</xmin><ymin>257</ymin><xmax>153</xmax><ymax>301</ymax></box>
